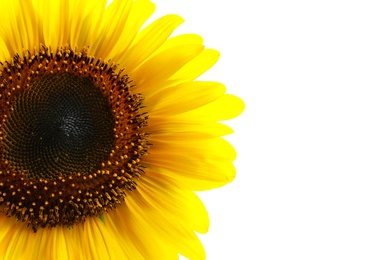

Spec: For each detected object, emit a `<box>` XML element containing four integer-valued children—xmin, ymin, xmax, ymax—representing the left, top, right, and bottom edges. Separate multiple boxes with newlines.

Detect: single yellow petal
<box><xmin>175</xmin><ymin>94</ymin><xmax>245</xmax><ymax>121</ymax></box>
<box><xmin>146</xmin><ymin>81</ymin><xmax>225</xmax><ymax>116</ymax></box>
<box><xmin>149</xmin><ymin>137</ymin><xmax>237</xmax><ymax>161</ymax></box>
<box><xmin>170</xmin><ymin>49</ymin><xmax>220</xmax><ymax>83</ymax></box>
<box><xmin>146</xmin><ymin>119</ymin><xmax>234</xmax><ymax>139</ymax></box>
<box><xmin>0</xmin><ymin>37</ymin><xmax>10</xmax><ymax>61</ymax></box>
<box><xmin>153</xmin><ymin>33</ymin><xmax>204</xmax><ymax>56</ymax></box>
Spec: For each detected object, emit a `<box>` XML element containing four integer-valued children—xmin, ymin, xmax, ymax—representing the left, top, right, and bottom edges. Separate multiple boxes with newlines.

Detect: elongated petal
<box><xmin>146</xmin><ymin>81</ymin><xmax>226</xmax><ymax>116</ymax></box>
<box><xmin>175</xmin><ymin>94</ymin><xmax>245</xmax><ymax>121</ymax></box>
<box><xmin>146</xmin><ymin>119</ymin><xmax>234</xmax><ymax>139</ymax></box>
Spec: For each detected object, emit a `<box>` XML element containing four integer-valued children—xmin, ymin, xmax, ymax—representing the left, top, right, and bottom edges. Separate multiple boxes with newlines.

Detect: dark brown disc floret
<box><xmin>0</xmin><ymin>45</ymin><xmax>149</xmax><ymax>231</ymax></box>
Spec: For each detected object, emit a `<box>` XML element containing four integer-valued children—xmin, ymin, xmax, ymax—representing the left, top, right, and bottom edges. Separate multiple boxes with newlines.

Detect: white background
<box><xmin>112</xmin><ymin>0</ymin><xmax>390</xmax><ymax>259</ymax></box>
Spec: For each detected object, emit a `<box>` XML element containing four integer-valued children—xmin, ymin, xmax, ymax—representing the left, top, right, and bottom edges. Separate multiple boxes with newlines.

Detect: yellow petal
<box><xmin>153</xmin><ymin>33</ymin><xmax>204</xmax><ymax>56</ymax></box>
<box><xmin>0</xmin><ymin>37</ymin><xmax>10</xmax><ymax>61</ymax></box>
<box><xmin>91</xmin><ymin>0</ymin><xmax>134</xmax><ymax>58</ymax></box>
<box><xmin>146</xmin><ymin>154</ymin><xmax>236</xmax><ymax>190</ymax></box>
<box><xmin>144</xmin><ymin>137</ymin><xmax>237</xmax><ymax>190</ymax></box>
<box><xmin>170</xmin><ymin>49</ymin><xmax>220</xmax><ymax>83</ymax></box>
<box><xmin>71</xmin><ymin>0</ymin><xmax>107</xmax><ymax>49</ymax></box>
<box><xmin>126</xmin><ymin>180</ymin><xmax>207</xmax><ymax>260</ymax></box>
<box><xmin>146</xmin><ymin>81</ymin><xmax>226</xmax><ymax>116</ymax></box>
<box><xmin>146</xmin><ymin>119</ymin><xmax>234</xmax><ymax>139</ymax></box>
<box><xmin>0</xmin><ymin>1</ymin><xmax>23</xmax><ymax>56</ymax></box>
<box><xmin>110</xmin><ymin>0</ymin><xmax>156</xmax><ymax>63</ymax></box>
<box><xmin>141</xmin><ymin>172</ymin><xmax>209</xmax><ymax>233</ymax></box>
<box><xmin>112</xmin><ymin>193</ymin><xmax>183</xmax><ymax>259</ymax></box>
<box><xmin>125</xmin><ymin>14</ymin><xmax>184</xmax><ymax>72</ymax></box>
<box><xmin>175</xmin><ymin>94</ymin><xmax>245</xmax><ymax>121</ymax></box>
<box><xmin>133</xmin><ymin>44</ymin><xmax>204</xmax><ymax>94</ymax></box>
<box><xmin>149</xmin><ymin>137</ymin><xmax>237</xmax><ymax>161</ymax></box>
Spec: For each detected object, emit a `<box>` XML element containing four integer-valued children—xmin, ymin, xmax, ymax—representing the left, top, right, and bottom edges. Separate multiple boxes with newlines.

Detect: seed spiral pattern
<box><xmin>3</xmin><ymin>73</ymin><xmax>115</xmax><ymax>179</ymax></box>
<box><xmin>0</xmin><ymin>46</ymin><xmax>149</xmax><ymax>231</ymax></box>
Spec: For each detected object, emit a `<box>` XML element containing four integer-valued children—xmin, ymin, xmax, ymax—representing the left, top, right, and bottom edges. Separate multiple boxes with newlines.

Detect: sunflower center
<box><xmin>3</xmin><ymin>73</ymin><xmax>115</xmax><ymax>179</ymax></box>
<box><xmin>0</xmin><ymin>46</ymin><xmax>149</xmax><ymax>231</ymax></box>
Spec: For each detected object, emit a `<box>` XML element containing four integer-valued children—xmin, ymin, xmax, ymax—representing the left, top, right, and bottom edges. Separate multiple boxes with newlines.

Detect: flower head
<box><xmin>0</xmin><ymin>0</ymin><xmax>244</xmax><ymax>259</ymax></box>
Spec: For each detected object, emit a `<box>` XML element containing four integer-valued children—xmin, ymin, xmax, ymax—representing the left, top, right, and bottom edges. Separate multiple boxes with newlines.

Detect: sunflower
<box><xmin>0</xmin><ymin>0</ymin><xmax>244</xmax><ymax>259</ymax></box>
